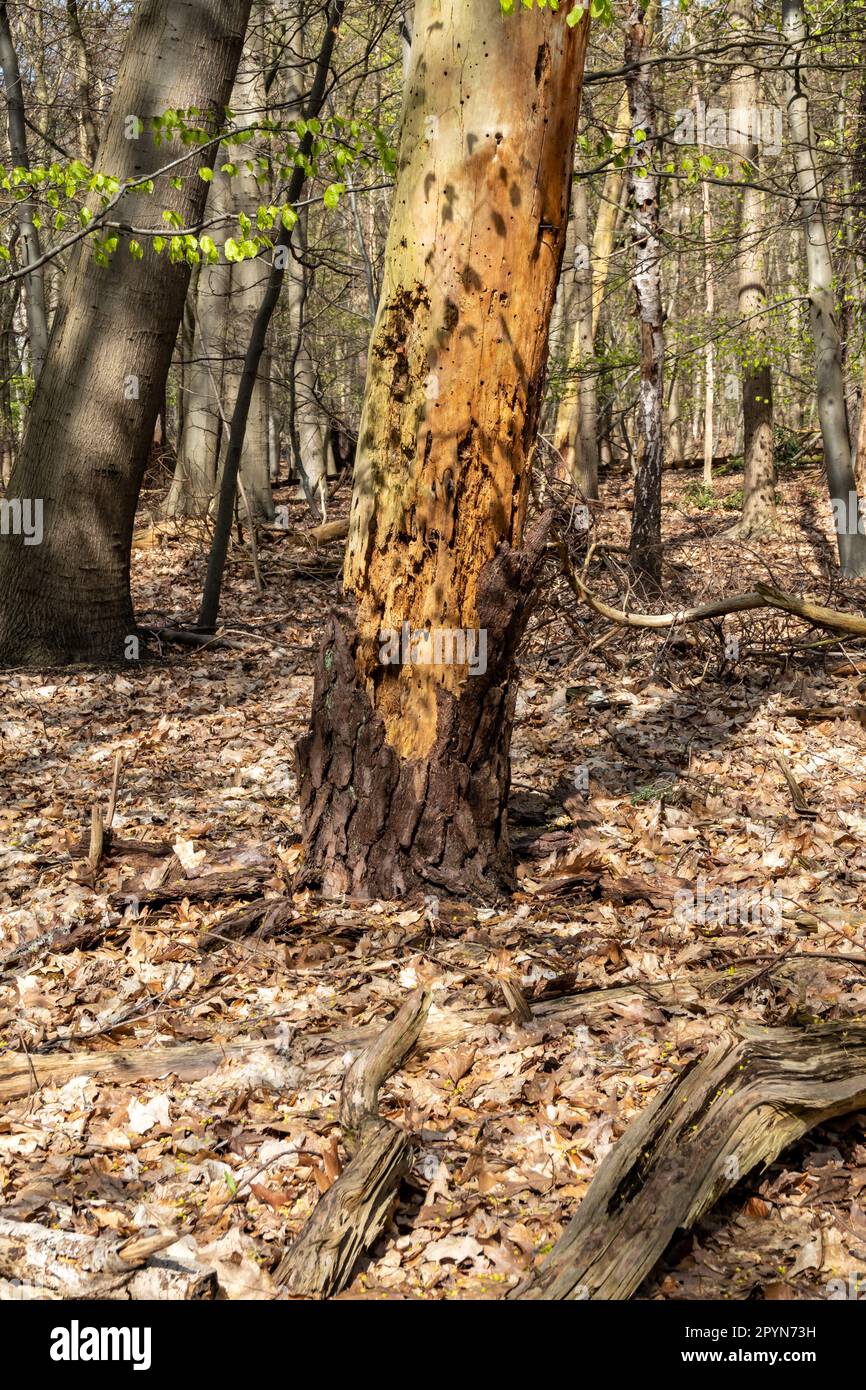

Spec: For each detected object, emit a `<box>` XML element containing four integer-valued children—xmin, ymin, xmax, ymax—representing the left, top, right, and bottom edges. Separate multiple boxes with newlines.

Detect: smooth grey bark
<box><xmin>0</xmin><ymin>1</ymin><xmax>48</xmax><ymax>380</ymax></box>
<box><xmin>0</xmin><ymin>0</ymin><xmax>252</xmax><ymax>664</ymax></box>
<box><xmin>782</xmin><ymin>0</ymin><xmax>866</xmax><ymax>574</ymax></box>
<box><xmin>727</xmin><ymin>0</ymin><xmax>778</xmax><ymax>537</ymax></box>
<box><xmin>65</xmin><ymin>0</ymin><xmax>99</xmax><ymax>163</ymax></box>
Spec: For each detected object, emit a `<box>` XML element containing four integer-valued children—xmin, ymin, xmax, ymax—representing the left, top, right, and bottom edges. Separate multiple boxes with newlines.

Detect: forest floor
<box><xmin>3</xmin><ymin>463</ymin><xmax>866</xmax><ymax>1300</ymax></box>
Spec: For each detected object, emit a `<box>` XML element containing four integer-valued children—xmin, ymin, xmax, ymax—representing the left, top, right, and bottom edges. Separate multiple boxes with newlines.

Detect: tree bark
<box><xmin>0</xmin><ymin>1</ymin><xmax>49</xmax><ymax>380</ymax></box>
<box><xmin>0</xmin><ymin>0</ymin><xmax>252</xmax><ymax>665</ymax></box>
<box><xmin>65</xmin><ymin>0</ymin><xmax>99</xmax><ymax>164</ymax></box>
<box><xmin>626</xmin><ymin>0</ymin><xmax>663</xmax><ymax>584</ymax></box>
<box><xmin>782</xmin><ymin>0</ymin><xmax>866</xmax><ymax>575</ymax></box>
<box><xmin>552</xmin><ymin>181</ymin><xmax>599</xmax><ymax>497</ymax></box>
<box><xmin>296</xmin><ymin>0</ymin><xmax>591</xmax><ymax>899</ymax></box>
<box><xmin>727</xmin><ymin>0</ymin><xmax>778</xmax><ymax>537</ymax></box>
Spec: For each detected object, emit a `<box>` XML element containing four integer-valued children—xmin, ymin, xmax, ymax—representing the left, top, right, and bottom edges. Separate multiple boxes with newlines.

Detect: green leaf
<box><xmin>566</xmin><ymin>3</ymin><xmax>585</xmax><ymax>23</ymax></box>
<box><xmin>198</xmin><ymin>167</ymin><xmax>214</xmax><ymax>182</ymax></box>
<box><xmin>323</xmin><ymin>182</ymin><xmax>345</xmax><ymax>210</ymax></box>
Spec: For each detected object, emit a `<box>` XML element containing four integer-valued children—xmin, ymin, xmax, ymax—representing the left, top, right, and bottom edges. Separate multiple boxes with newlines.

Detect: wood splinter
<box><xmin>274</xmin><ymin>986</ymin><xmax>431</xmax><ymax>1298</ymax></box>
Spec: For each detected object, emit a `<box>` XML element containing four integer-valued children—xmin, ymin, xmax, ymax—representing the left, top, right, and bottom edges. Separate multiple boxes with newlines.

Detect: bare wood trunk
<box><xmin>297</xmin><ymin>0</ymin><xmax>591</xmax><ymax>899</ymax></box>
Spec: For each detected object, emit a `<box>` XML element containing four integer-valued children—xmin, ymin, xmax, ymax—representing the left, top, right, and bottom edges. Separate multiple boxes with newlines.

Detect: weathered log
<box><xmin>0</xmin><ymin>961</ymin><xmax>820</xmax><ymax>1103</ymax></box>
<box><xmin>273</xmin><ymin>987</ymin><xmax>431</xmax><ymax>1297</ymax></box>
<box><xmin>0</xmin><ymin>1219</ymin><xmax>215</xmax><ymax>1299</ymax></box>
<box><xmin>0</xmin><ymin>1038</ymin><xmax>271</xmax><ymax>1102</ymax></box>
<box><xmin>513</xmin><ymin>1021</ymin><xmax>866</xmax><ymax>1300</ymax></box>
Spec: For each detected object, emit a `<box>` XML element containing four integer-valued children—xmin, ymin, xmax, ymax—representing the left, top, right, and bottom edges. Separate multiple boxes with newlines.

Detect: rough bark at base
<box><xmin>297</xmin><ymin>0</ymin><xmax>591</xmax><ymax>898</ymax></box>
<box><xmin>297</xmin><ymin>516</ymin><xmax>552</xmax><ymax>898</ymax></box>
<box><xmin>513</xmin><ymin>1022</ymin><xmax>866</xmax><ymax>1300</ymax></box>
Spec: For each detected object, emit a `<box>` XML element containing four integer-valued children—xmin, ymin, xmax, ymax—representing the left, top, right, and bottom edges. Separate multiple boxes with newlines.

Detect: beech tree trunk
<box><xmin>167</xmin><ymin>2</ymin><xmax>274</xmax><ymax>521</ymax></box>
<box><xmin>783</xmin><ymin>0</ymin><xmax>866</xmax><ymax>575</ymax></box>
<box><xmin>296</xmin><ymin>0</ymin><xmax>591</xmax><ymax>899</ymax></box>
<box><xmin>626</xmin><ymin>0</ymin><xmax>663</xmax><ymax>584</ymax></box>
<box><xmin>0</xmin><ymin>0</ymin><xmax>252</xmax><ymax>665</ymax></box>
<box><xmin>728</xmin><ymin>0</ymin><xmax>778</xmax><ymax>537</ymax></box>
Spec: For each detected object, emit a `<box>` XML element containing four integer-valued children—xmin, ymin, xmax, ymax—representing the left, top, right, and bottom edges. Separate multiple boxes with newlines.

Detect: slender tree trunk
<box><xmin>626</xmin><ymin>0</ymin><xmax>663</xmax><ymax>584</ymax></box>
<box><xmin>552</xmin><ymin>182</ymin><xmax>598</xmax><ymax>496</ymax></box>
<box><xmin>687</xmin><ymin>21</ymin><xmax>716</xmax><ymax>486</ymax></box>
<box><xmin>782</xmin><ymin>0</ymin><xmax>866</xmax><ymax>574</ymax></box>
<box><xmin>0</xmin><ymin>1</ymin><xmax>48</xmax><ymax>380</ymax></box>
<box><xmin>296</xmin><ymin>0</ymin><xmax>591</xmax><ymax>899</ymax></box>
<box><xmin>665</xmin><ymin>202</ymin><xmax>685</xmax><ymax>466</ymax></box>
<box><xmin>727</xmin><ymin>0</ymin><xmax>778</xmax><ymax>536</ymax></box>
<box><xmin>0</xmin><ymin>0</ymin><xmax>252</xmax><ymax>665</ymax></box>
<box><xmin>65</xmin><ymin>0</ymin><xmax>99</xmax><ymax>163</ymax></box>
<box><xmin>551</xmin><ymin>3</ymin><xmax>656</xmax><ymax>496</ymax></box>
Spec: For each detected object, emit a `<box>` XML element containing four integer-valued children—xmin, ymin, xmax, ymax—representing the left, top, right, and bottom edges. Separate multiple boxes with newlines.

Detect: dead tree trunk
<box><xmin>296</xmin><ymin>0</ymin><xmax>591</xmax><ymax>899</ymax></box>
<box><xmin>513</xmin><ymin>1022</ymin><xmax>866</xmax><ymax>1300</ymax></box>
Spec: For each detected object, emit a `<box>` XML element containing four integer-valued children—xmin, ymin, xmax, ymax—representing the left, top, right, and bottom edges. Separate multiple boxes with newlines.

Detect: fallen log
<box><xmin>0</xmin><ymin>1038</ymin><xmax>271</xmax><ymax>1102</ymax></box>
<box><xmin>273</xmin><ymin>987</ymin><xmax>431</xmax><ymax>1297</ymax></box>
<box><xmin>111</xmin><ymin>864</ymin><xmax>274</xmax><ymax>909</ymax></box>
<box><xmin>0</xmin><ymin>1220</ymin><xmax>215</xmax><ymax>1300</ymax></box>
<box><xmin>512</xmin><ymin>1021</ymin><xmax>866</xmax><ymax>1300</ymax></box>
<box><xmin>0</xmin><ymin>962</ymin><xmax>810</xmax><ymax>1103</ymax></box>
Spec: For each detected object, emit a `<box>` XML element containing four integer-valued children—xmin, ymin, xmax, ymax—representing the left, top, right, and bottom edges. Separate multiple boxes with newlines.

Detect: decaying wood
<box><xmin>111</xmin><ymin>863</ymin><xmax>274</xmax><ymax>908</ymax></box>
<box><xmin>274</xmin><ymin>987</ymin><xmax>431</xmax><ymax>1297</ymax></box>
<box><xmin>513</xmin><ymin>1021</ymin><xmax>866</xmax><ymax>1300</ymax></box>
<box><xmin>0</xmin><ymin>959</ymin><xmax>829</xmax><ymax>1103</ymax></box>
<box><xmin>88</xmin><ymin>804</ymin><xmax>104</xmax><ymax>871</ymax></box>
<box><xmin>0</xmin><ymin>1218</ymin><xmax>215</xmax><ymax>1299</ymax></box>
<box><xmin>0</xmin><ymin>1038</ymin><xmax>271</xmax><ymax>1102</ymax></box>
<box><xmin>307</xmin><ymin>517</ymin><xmax>348</xmax><ymax>546</ymax></box>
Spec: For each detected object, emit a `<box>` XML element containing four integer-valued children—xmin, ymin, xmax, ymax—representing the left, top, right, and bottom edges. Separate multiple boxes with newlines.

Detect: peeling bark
<box><xmin>297</xmin><ymin>0</ymin><xmax>591</xmax><ymax>898</ymax></box>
